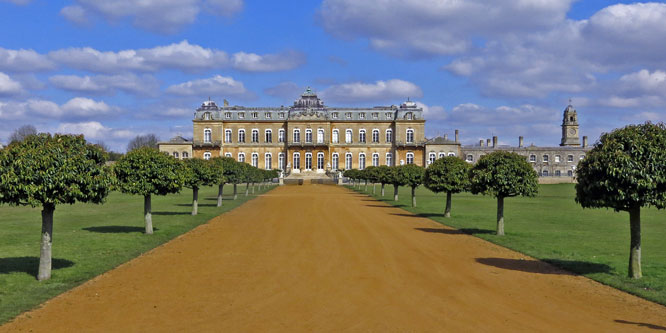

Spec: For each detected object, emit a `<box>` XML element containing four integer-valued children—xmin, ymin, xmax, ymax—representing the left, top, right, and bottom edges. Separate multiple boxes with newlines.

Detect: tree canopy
<box><xmin>114</xmin><ymin>147</ymin><xmax>186</xmax><ymax>196</ymax></box>
<box><xmin>469</xmin><ymin>151</ymin><xmax>538</xmax><ymax>199</ymax></box>
<box><xmin>8</xmin><ymin>124</ymin><xmax>37</xmax><ymax>144</ymax></box>
<box><xmin>424</xmin><ymin>156</ymin><xmax>470</xmax><ymax>194</ymax></box>
<box><xmin>395</xmin><ymin>164</ymin><xmax>425</xmax><ymax>207</ymax></box>
<box><xmin>127</xmin><ymin>134</ymin><xmax>159</xmax><ymax>152</ymax></box>
<box><xmin>183</xmin><ymin>158</ymin><xmax>217</xmax><ymax>189</ymax></box>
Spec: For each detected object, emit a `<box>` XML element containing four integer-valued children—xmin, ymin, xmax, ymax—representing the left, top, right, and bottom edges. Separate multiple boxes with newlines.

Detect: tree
<box><xmin>576</xmin><ymin>122</ymin><xmax>666</xmax><ymax>279</ymax></box>
<box><xmin>424</xmin><ymin>156</ymin><xmax>471</xmax><ymax>217</ymax></box>
<box><xmin>344</xmin><ymin>169</ymin><xmax>359</xmax><ymax>188</ymax></box>
<box><xmin>364</xmin><ymin>166</ymin><xmax>380</xmax><ymax>194</ymax></box>
<box><xmin>127</xmin><ymin>134</ymin><xmax>159</xmax><ymax>152</ymax></box>
<box><xmin>388</xmin><ymin>166</ymin><xmax>408</xmax><ymax>201</ymax></box>
<box><xmin>395</xmin><ymin>164</ymin><xmax>425</xmax><ymax>207</ymax></box>
<box><xmin>8</xmin><ymin>124</ymin><xmax>37</xmax><ymax>143</ymax></box>
<box><xmin>209</xmin><ymin>157</ymin><xmax>227</xmax><ymax>207</ymax></box>
<box><xmin>470</xmin><ymin>151</ymin><xmax>538</xmax><ymax>236</ymax></box>
<box><xmin>114</xmin><ymin>148</ymin><xmax>186</xmax><ymax>234</ymax></box>
<box><xmin>220</xmin><ymin>157</ymin><xmax>243</xmax><ymax>200</ymax></box>
<box><xmin>183</xmin><ymin>158</ymin><xmax>217</xmax><ymax>215</ymax></box>
<box><xmin>375</xmin><ymin>165</ymin><xmax>392</xmax><ymax>197</ymax></box>
<box><xmin>94</xmin><ymin>140</ymin><xmax>123</xmax><ymax>161</ymax></box>
<box><xmin>0</xmin><ymin>134</ymin><xmax>112</xmax><ymax>280</ymax></box>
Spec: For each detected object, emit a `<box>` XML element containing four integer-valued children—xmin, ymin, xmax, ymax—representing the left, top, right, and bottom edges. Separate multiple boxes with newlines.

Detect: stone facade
<box><xmin>157</xmin><ymin>136</ymin><xmax>193</xmax><ymax>160</ymax></box>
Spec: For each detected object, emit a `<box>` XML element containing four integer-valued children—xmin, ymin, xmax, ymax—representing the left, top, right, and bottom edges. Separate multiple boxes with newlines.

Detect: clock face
<box><xmin>568</xmin><ymin>128</ymin><xmax>576</xmax><ymax>135</ymax></box>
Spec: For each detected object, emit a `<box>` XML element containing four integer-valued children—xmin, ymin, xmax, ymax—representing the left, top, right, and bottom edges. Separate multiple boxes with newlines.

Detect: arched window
<box><xmin>332</xmin><ymin>153</ymin><xmax>339</xmax><ymax>170</ymax></box>
<box><xmin>542</xmin><ymin>170</ymin><xmax>549</xmax><ymax>176</ymax></box>
<box><xmin>448</xmin><ymin>152</ymin><xmax>456</xmax><ymax>156</ymax></box>
<box><xmin>182</xmin><ymin>152</ymin><xmax>189</xmax><ymax>158</ymax></box>
<box><xmin>386</xmin><ymin>129</ymin><xmax>393</xmax><ymax>143</ymax></box>
<box><xmin>359</xmin><ymin>153</ymin><xmax>366</xmax><ymax>170</ymax></box>
<box><xmin>238</xmin><ymin>152</ymin><xmax>245</xmax><ymax>163</ymax></box>
<box><xmin>567</xmin><ymin>170</ymin><xmax>573</xmax><ymax>177</ymax></box>
<box><xmin>204</xmin><ymin>128</ymin><xmax>212</xmax><ymax>143</ymax></box>
<box><xmin>173</xmin><ymin>152</ymin><xmax>179</xmax><ymax>158</ymax></box>
<box><xmin>293</xmin><ymin>129</ymin><xmax>300</xmax><ymax>143</ymax></box>
<box><xmin>305</xmin><ymin>129</ymin><xmax>313</xmax><ymax>143</ymax></box>
<box><xmin>238</xmin><ymin>129</ymin><xmax>245</xmax><ymax>143</ymax></box>
<box><xmin>265</xmin><ymin>153</ymin><xmax>272</xmax><ymax>169</ymax></box>
<box><xmin>278</xmin><ymin>129</ymin><xmax>285</xmax><ymax>143</ymax></box>
<box><xmin>204</xmin><ymin>152</ymin><xmax>211</xmax><ymax>160</ymax></box>
<box><xmin>567</xmin><ymin>154</ymin><xmax>574</xmax><ymax>162</ymax></box>
<box><xmin>372</xmin><ymin>129</ymin><xmax>379</xmax><ymax>143</ymax></box>
<box><xmin>305</xmin><ymin>152</ymin><xmax>313</xmax><ymax>170</ymax></box>
<box><xmin>372</xmin><ymin>153</ymin><xmax>379</xmax><ymax>167</ymax></box>
<box><xmin>225</xmin><ymin>152</ymin><xmax>232</xmax><ymax>157</ymax></box>
<box><xmin>345</xmin><ymin>153</ymin><xmax>352</xmax><ymax>170</ymax></box>
<box><xmin>406</xmin><ymin>129</ymin><xmax>414</xmax><ymax>143</ymax></box>
<box><xmin>317</xmin><ymin>129</ymin><xmax>324</xmax><ymax>144</ymax></box>
<box><xmin>278</xmin><ymin>153</ymin><xmax>285</xmax><ymax>170</ymax></box>
<box><xmin>251</xmin><ymin>153</ymin><xmax>258</xmax><ymax>167</ymax></box>
<box><xmin>438</xmin><ymin>152</ymin><xmax>446</xmax><ymax>159</ymax></box>
<box><xmin>251</xmin><ymin>129</ymin><xmax>259</xmax><ymax>143</ymax></box>
<box><xmin>293</xmin><ymin>152</ymin><xmax>300</xmax><ymax>169</ymax></box>
<box><xmin>332</xmin><ymin>129</ymin><xmax>339</xmax><ymax>143</ymax></box>
<box><xmin>265</xmin><ymin>129</ymin><xmax>272</xmax><ymax>143</ymax></box>
<box><xmin>317</xmin><ymin>152</ymin><xmax>324</xmax><ymax>170</ymax></box>
<box><xmin>466</xmin><ymin>155</ymin><xmax>474</xmax><ymax>162</ymax></box>
<box><xmin>555</xmin><ymin>155</ymin><xmax>561</xmax><ymax>163</ymax></box>
<box><xmin>542</xmin><ymin>154</ymin><xmax>549</xmax><ymax>162</ymax></box>
<box><xmin>406</xmin><ymin>152</ymin><xmax>414</xmax><ymax>164</ymax></box>
<box><xmin>555</xmin><ymin>170</ymin><xmax>561</xmax><ymax>176</ymax></box>
<box><xmin>428</xmin><ymin>153</ymin><xmax>436</xmax><ymax>165</ymax></box>
<box><xmin>224</xmin><ymin>129</ymin><xmax>232</xmax><ymax>143</ymax></box>
<box><xmin>345</xmin><ymin>129</ymin><xmax>352</xmax><ymax>143</ymax></box>
<box><xmin>529</xmin><ymin>154</ymin><xmax>536</xmax><ymax>162</ymax></box>
<box><xmin>359</xmin><ymin>129</ymin><xmax>366</xmax><ymax>143</ymax></box>
<box><xmin>386</xmin><ymin>153</ymin><xmax>392</xmax><ymax>166</ymax></box>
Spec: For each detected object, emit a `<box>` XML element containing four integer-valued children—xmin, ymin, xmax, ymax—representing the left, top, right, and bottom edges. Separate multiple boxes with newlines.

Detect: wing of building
<box><xmin>158</xmin><ymin>88</ymin><xmax>591</xmax><ymax>181</ymax></box>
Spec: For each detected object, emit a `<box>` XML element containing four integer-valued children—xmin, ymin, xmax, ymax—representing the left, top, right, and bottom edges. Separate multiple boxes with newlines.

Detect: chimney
<box><xmin>492</xmin><ymin>136</ymin><xmax>498</xmax><ymax>148</ymax></box>
<box><xmin>444</xmin><ymin>134</ymin><xmax>448</xmax><ymax>141</ymax></box>
<box><xmin>486</xmin><ymin>138</ymin><xmax>491</xmax><ymax>147</ymax></box>
<box><xmin>583</xmin><ymin>136</ymin><xmax>588</xmax><ymax>147</ymax></box>
<box><xmin>479</xmin><ymin>140</ymin><xmax>484</xmax><ymax>147</ymax></box>
<box><xmin>519</xmin><ymin>136</ymin><xmax>524</xmax><ymax>148</ymax></box>
<box><xmin>455</xmin><ymin>129</ymin><xmax>459</xmax><ymax>143</ymax></box>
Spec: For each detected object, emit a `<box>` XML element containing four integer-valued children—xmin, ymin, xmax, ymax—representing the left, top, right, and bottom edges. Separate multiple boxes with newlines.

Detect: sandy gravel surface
<box><xmin>3</xmin><ymin>185</ymin><xmax>666</xmax><ymax>332</ymax></box>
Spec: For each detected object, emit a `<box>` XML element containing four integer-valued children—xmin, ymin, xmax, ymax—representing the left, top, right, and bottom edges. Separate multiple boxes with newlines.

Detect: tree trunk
<box><xmin>245</xmin><ymin>183</ymin><xmax>249</xmax><ymax>196</ymax></box>
<box><xmin>144</xmin><ymin>194</ymin><xmax>153</xmax><ymax>235</ymax></box>
<box><xmin>217</xmin><ymin>184</ymin><xmax>224</xmax><ymax>207</ymax></box>
<box><xmin>365</xmin><ymin>180</ymin><xmax>368</xmax><ymax>191</ymax></box>
<box><xmin>381</xmin><ymin>183</ymin><xmax>385</xmax><ymax>197</ymax></box>
<box><xmin>394</xmin><ymin>185</ymin><xmax>399</xmax><ymax>201</ymax></box>
<box><xmin>192</xmin><ymin>187</ymin><xmax>199</xmax><ymax>216</ymax></box>
<box><xmin>252</xmin><ymin>183</ymin><xmax>255</xmax><ymax>194</ymax></box>
<box><xmin>496</xmin><ymin>196</ymin><xmax>504</xmax><ymax>236</ymax></box>
<box><xmin>411</xmin><ymin>186</ymin><xmax>416</xmax><ymax>207</ymax></box>
<box><xmin>629</xmin><ymin>207</ymin><xmax>642</xmax><ymax>279</ymax></box>
<box><xmin>445</xmin><ymin>192</ymin><xmax>452</xmax><ymax>218</ymax></box>
<box><xmin>373</xmin><ymin>183</ymin><xmax>376</xmax><ymax>195</ymax></box>
<box><xmin>233</xmin><ymin>184</ymin><xmax>238</xmax><ymax>200</ymax></box>
<box><xmin>38</xmin><ymin>203</ymin><xmax>55</xmax><ymax>281</ymax></box>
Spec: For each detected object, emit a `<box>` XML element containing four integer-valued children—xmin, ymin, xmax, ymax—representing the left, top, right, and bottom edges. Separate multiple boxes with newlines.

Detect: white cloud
<box><xmin>49</xmin><ymin>73</ymin><xmax>159</xmax><ymax>96</ymax></box>
<box><xmin>60</xmin><ymin>5</ymin><xmax>88</xmax><ymax>25</ymax></box>
<box><xmin>0</xmin><ymin>72</ymin><xmax>23</xmax><ymax>96</ymax></box>
<box><xmin>264</xmin><ymin>81</ymin><xmax>301</xmax><ymax>99</ymax></box>
<box><xmin>0</xmin><ymin>97</ymin><xmax>118</xmax><ymax>121</ymax></box>
<box><xmin>61</xmin><ymin>97</ymin><xmax>115</xmax><ymax>117</ymax></box>
<box><xmin>232</xmin><ymin>50</ymin><xmax>306</xmax><ymax>72</ymax></box>
<box><xmin>0</xmin><ymin>47</ymin><xmax>55</xmax><ymax>72</ymax></box>
<box><xmin>416</xmin><ymin>102</ymin><xmax>446</xmax><ymax>121</ymax></box>
<box><xmin>166</xmin><ymin>75</ymin><xmax>252</xmax><ymax>98</ymax></box>
<box><xmin>321</xmin><ymin>79</ymin><xmax>422</xmax><ymax>103</ymax></box>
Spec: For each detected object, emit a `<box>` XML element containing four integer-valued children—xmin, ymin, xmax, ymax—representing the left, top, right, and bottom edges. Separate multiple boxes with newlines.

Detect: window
<box><xmin>448</xmin><ymin>152</ymin><xmax>456</xmax><ymax>157</ymax></box>
<box><xmin>204</xmin><ymin>128</ymin><xmax>212</xmax><ymax>143</ymax></box>
<box><xmin>182</xmin><ymin>152</ymin><xmax>189</xmax><ymax>158</ymax></box>
<box><xmin>439</xmin><ymin>153</ymin><xmax>446</xmax><ymax>159</ymax></box>
<box><xmin>345</xmin><ymin>153</ymin><xmax>353</xmax><ymax>169</ymax></box>
<box><xmin>238</xmin><ymin>152</ymin><xmax>245</xmax><ymax>163</ymax></box>
<box><xmin>406</xmin><ymin>152</ymin><xmax>414</xmax><ymax>165</ymax></box>
<box><xmin>555</xmin><ymin>155</ymin><xmax>561</xmax><ymax>163</ymax></box>
<box><xmin>278</xmin><ymin>129</ymin><xmax>285</xmax><ymax>143</ymax></box>
<box><xmin>204</xmin><ymin>112</ymin><xmax>211</xmax><ymax>120</ymax></box>
<box><xmin>305</xmin><ymin>129</ymin><xmax>313</xmax><ymax>143</ymax></box>
<box><xmin>225</xmin><ymin>112</ymin><xmax>231</xmax><ymax>119</ymax></box>
<box><xmin>332</xmin><ymin>129</ymin><xmax>339</xmax><ymax>143</ymax></box>
<box><xmin>466</xmin><ymin>155</ymin><xmax>474</xmax><ymax>162</ymax></box>
<box><xmin>542</xmin><ymin>170</ymin><xmax>549</xmax><ymax>176</ymax></box>
<box><xmin>345</xmin><ymin>112</ymin><xmax>352</xmax><ymax>119</ymax></box>
<box><xmin>265</xmin><ymin>129</ymin><xmax>272</xmax><ymax>143</ymax></box>
<box><xmin>203</xmin><ymin>152</ymin><xmax>211</xmax><ymax>160</ymax></box>
<box><xmin>251</xmin><ymin>129</ymin><xmax>259</xmax><ymax>143</ymax></box>
<box><xmin>568</xmin><ymin>170</ymin><xmax>573</xmax><ymax>177</ymax></box>
<box><xmin>279</xmin><ymin>112</ymin><xmax>285</xmax><ymax>119</ymax></box>
<box><xmin>332</xmin><ymin>112</ymin><xmax>338</xmax><ymax>119</ymax></box>
<box><xmin>332</xmin><ymin>153</ymin><xmax>339</xmax><ymax>170</ymax></box>
<box><xmin>278</xmin><ymin>153</ymin><xmax>285</xmax><ymax>170</ymax></box>
<box><xmin>579</xmin><ymin>154</ymin><xmax>585</xmax><ymax>160</ymax></box>
<box><xmin>265</xmin><ymin>153</ymin><xmax>272</xmax><ymax>169</ymax></box>
<box><xmin>372</xmin><ymin>129</ymin><xmax>379</xmax><ymax>143</ymax></box>
<box><xmin>238</xmin><ymin>129</ymin><xmax>245</xmax><ymax>143</ymax></box>
<box><xmin>555</xmin><ymin>170</ymin><xmax>561</xmax><ymax>176</ymax></box>
<box><xmin>406</xmin><ymin>129</ymin><xmax>414</xmax><ymax>143</ymax></box>
<box><xmin>372</xmin><ymin>112</ymin><xmax>378</xmax><ymax>119</ymax></box>
<box><xmin>372</xmin><ymin>153</ymin><xmax>379</xmax><ymax>167</ymax></box>
<box><xmin>238</xmin><ymin>112</ymin><xmax>245</xmax><ymax>119</ymax></box>
<box><xmin>173</xmin><ymin>152</ymin><xmax>179</xmax><ymax>158</ymax></box>
<box><xmin>305</xmin><ymin>153</ymin><xmax>312</xmax><ymax>170</ymax></box>
<box><xmin>345</xmin><ymin>129</ymin><xmax>352</xmax><ymax>143</ymax></box>
<box><xmin>225</xmin><ymin>129</ymin><xmax>232</xmax><ymax>143</ymax></box>
<box><xmin>359</xmin><ymin>129</ymin><xmax>366</xmax><ymax>143</ymax></box>
<box><xmin>529</xmin><ymin>154</ymin><xmax>536</xmax><ymax>162</ymax></box>
<box><xmin>225</xmin><ymin>152</ymin><xmax>232</xmax><ymax>157</ymax></box>
<box><xmin>251</xmin><ymin>153</ymin><xmax>258</xmax><ymax>167</ymax></box>
<box><xmin>317</xmin><ymin>129</ymin><xmax>324</xmax><ymax>143</ymax></box>
<box><xmin>251</xmin><ymin>112</ymin><xmax>258</xmax><ymax>119</ymax></box>
<box><xmin>386</xmin><ymin>153</ymin><xmax>392</xmax><ymax>166</ymax></box>
<box><xmin>386</xmin><ymin>129</ymin><xmax>393</xmax><ymax>143</ymax></box>
<box><xmin>385</xmin><ymin>112</ymin><xmax>392</xmax><ymax>119</ymax></box>
<box><xmin>265</xmin><ymin>112</ymin><xmax>271</xmax><ymax>119</ymax></box>
<box><xmin>406</xmin><ymin>112</ymin><xmax>413</xmax><ymax>120</ymax></box>
<box><xmin>317</xmin><ymin>152</ymin><xmax>324</xmax><ymax>170</ymax></box>
<box><xmin>293</xmin><ymin>129</ymin><xmax>300</xmax><ymax>143</ymax></box>
<box><xmin>543</xmin><ymin>155</ymin><xmax>549</xmax><ymax>163</ymax></box>
<box><xmin>293</xmin><ymin>153</ymin><xmax>300</xmax><ymax>169</ymax></box>
<box><xmin>359</xmin><ymin>153</ymin><xmax>366</xmax><ymax>170</ymax></box>
<box><xmin>359</xmin><ymin>113</ymin><xmax>365</xmax><ymax>119</ymax></box>
<box><xmin>429</xmin><ymin>153</ymin><xmax>436</xmax><ymax>165</ymax></box>
<box><xmin>567</xmin><ymin>154</ymin><xmax>574</xmax><ymax>162</ymax></box>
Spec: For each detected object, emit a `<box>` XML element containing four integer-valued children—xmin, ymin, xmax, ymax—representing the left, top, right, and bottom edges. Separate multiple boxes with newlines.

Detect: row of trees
<box><xmin>0</xmin><ymin>134</ymin><xmax>277</xmax><ymax>280</ymax></box>
<box><xmin>345</xmin><ymin>152</ymin><xmax>539</xmax><ymax>236</ymax></box>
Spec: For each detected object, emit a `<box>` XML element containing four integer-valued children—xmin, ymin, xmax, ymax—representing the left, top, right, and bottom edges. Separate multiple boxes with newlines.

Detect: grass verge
<box><xmin>0</xmin><ymin>184</ymin><xmax>275</xmax><ymax>324</ymax></box>
<box><xmin>350</xmin><ymin>183</ymin><xmax>666</xmax><ymax>306</ymax></box>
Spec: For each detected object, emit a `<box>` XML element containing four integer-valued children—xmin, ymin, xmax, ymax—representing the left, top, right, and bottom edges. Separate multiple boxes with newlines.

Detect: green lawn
<box><xmin>351</xmin><ymin>183</ymin><xmax>666</xmax><ymax>305</ymax></box>
<box><xmin>0</xmin><ymin>184</ymin><xmax>275</xmax><ymax>324</ymax></box>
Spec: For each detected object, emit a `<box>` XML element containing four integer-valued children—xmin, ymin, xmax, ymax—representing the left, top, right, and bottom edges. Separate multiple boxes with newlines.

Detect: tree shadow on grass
<box><xmin>391</xmin><ymin>212</ymin><xmax>452</xmax><ymax>219</ymax></box>
<box><xmin>175</xmin><ymin>203</ymin><xmax>217</xmax><ymax>207</ymax></box>
<box><xmin>153</xmin><ymin>211</ymin><xmax>190</xmax><ymax>216</ymax></box>
<box><xmin>614</xmin><ymin>320</ymin><xmax>666</xmax><ymax>331</ymax></box>
<box><xmin>415</xmin><ymin>227</ymin><xmax>495</xmax><ymax>235</ymax></box>
<box><xmin>204</xmin><ymin>197</ymin><xmax>233</xmax><ymax>201</ymax></box>
<box><xmin>475</xmin><ymin>258</ymin><xmax>611</xmax><ymax>275</ymax></box>
<box><xmin>83</xmin><ymin>226</ymin><xmax>158</xmax><ymax>233</ymax></box>
<box><xmin>0</xmin><ymin>257</ymin><xmax>74</xmax><ymax>277</ymax></box>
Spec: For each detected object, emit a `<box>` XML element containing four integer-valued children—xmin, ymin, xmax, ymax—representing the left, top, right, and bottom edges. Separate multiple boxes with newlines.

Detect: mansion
<box><xmin>159</xmin><ymin>89</ymin><xmax>591</xmax><ymax>179</ymax></box>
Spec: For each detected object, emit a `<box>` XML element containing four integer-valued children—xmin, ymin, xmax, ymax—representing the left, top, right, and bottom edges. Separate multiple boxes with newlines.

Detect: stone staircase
<box><xmin>284</xmin><ymin>170</ymin><xmax>337</xmax><ymax>185</ymax></box>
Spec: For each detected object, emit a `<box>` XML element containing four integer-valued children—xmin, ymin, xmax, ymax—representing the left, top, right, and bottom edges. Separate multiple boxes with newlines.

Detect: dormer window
<box><xmin>372</xmin><ymin>112</ymin><xmax>378</xmax><ymax>119</ymax></box>
<box><xmin>225</xmin><ymin>112</ymin><xmax>231</xmax><ymax>119</ymax></box>
<box><xmin>345</xmin><ymin>112</ymin><xmax>352</xmax><ymax>119</ymax></box>
<box><xmin>332</xmin><ymin>112</ymin><xmax>338</xmax><ymax>119</ymax></box>
<box><xmin>203</xmin><ymin>112</ymin><xmax>211</xmax><ymax>120</ymax></box>
<box><xmin>238</xmin><ymin>112</ymin><xmax>245</xmax><ymax>119</ymax></box>
<box><xmin>405</xmin><ymin>112</ymin><xmax>413</xmax><ymax>120</ymax></box>
<box><xmin>385</xmin><ymin>112</ymin><xmax>392</xmax><ymax>119</ymax></box>
<box><xmin>279</xmin><ymin>112</ymin><xmax>285</xmax><ymax>119</ymax></box>
<box><xmin>251</xmin><ymin>112</ymin><xmax>258</xmax><ymax>119</ymax></box>
<box><xmin>265</xmin><ymin>112</ymin><xmax>271</xmax><ymax>119</ymax></box>
<box><xmin>359</xmin><ymin>113</ymin><xmax>365</xmax><ymax>119</ymax></box>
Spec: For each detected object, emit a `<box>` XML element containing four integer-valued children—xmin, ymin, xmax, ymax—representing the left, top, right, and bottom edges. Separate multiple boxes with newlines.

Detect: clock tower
<box><xmin>560</xmin><ymin>103</ymin><xmax>580</xmax><ymax>146</ymax></box>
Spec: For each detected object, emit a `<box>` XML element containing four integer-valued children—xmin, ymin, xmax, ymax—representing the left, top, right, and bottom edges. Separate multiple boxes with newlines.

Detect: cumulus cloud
<box><xmin>166</xmin><ymin>75</ymin><xmax>253</xmax><ymax>99</ymax></box>
<box><xmin>60</xmin><ymin>0</ymin><xmax>243</xmax><ymax>34</ymax></box>
<box><xmin>0</xmin><ymin>47</ymin><xmax>55</xmax><ymax>72</ymax></box>
<box><xmin>0</xmin><ymin>97</ymin><xmax>118</xmax><ymax>121</ymax></box>
<box><xmin>55</xmin><ymin>121</ymin><xmax>134</xmax><ymax>141</ymax></box>
<box><xmin>49</xmin><ymin>73</ymin><xmax>159</xmax><ymax>96</ymax></box>
<box><xmin>0</xmin><ymin>72</ymin><xmax>23</xmax><ymax>96</ymax></box>
<box><xmin>321</xmin><ymin>79</ymin><xmax>422</xmax><ymax>103</ymax></box>
<box><xmin>232</xmin><ymin>50</ymin><xmax>305</xmax><ymax>72</ymax></box>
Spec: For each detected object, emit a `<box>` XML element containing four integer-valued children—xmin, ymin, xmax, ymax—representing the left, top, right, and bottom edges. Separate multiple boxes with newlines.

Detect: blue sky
<box><xmin>1</xmin><ymin>0</ymin><xmax>665</xmax><ymax>151</ymax></box>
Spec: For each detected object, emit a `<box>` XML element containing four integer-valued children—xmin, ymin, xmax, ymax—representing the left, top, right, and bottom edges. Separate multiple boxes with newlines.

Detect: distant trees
<box><xmin>8</xmin><ymin>125</ymin><xmax>37</xmax><ymax>143</ymax></box>
<box><xmin>395</xmin><ymin>164</ymin><xmax>425</xmax><ymax>207</ymax></box>
<box><xmin>0</xmin><ymin>134</ymin><xmax>112</xmax><ymax>280</ymax></box>
<box><xmin>364</xmin><ymin>166</ymin><xmax>380</xmax><ymax>194</ymax></box>
<box><xmin>209</xmin><ymin>157</ymin><xmax>227</xmax><ymax>207</ymax></box>
<box><xmin>470</xmin><ymin>151</ymin><xmax>538</xmax><ymax>235</ymax></box>
<box><xmin>127</xmin><ymin>134</ymin><xmax>159</xmax><ymax>152</ymax></box>
<box><xmin>576</xmin><ymin>122</ymin><xmax>666</xmax><ymax>279</ymax></box>
<box><xmin>375</xmin><ymin>165</ymin><xmax>392</xmax><ymax>197</ymax></box>
<box><xmin>113</xmin><ymin>148</ymin><xmax>186</xmax><ymax>234</ymax></box>
<box><xmin>424</xmin><ymin>156</ymin><xmax>471</xmax><ymax>217</ymax></box>
<box><xmin>183</xmin><ymin>158</ymin><xmax>217</xmax><ymax>215</ymax></box>
<box><xmin>388</xmin><ymin>166</ymin><xmax>407</xmax><ymax>201</ymax></box>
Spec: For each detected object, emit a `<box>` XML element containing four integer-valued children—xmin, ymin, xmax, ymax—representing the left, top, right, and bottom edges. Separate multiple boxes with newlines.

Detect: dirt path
<box><xmin>3</xmin><ymin>185</ymin><xmax>666</xmax><ymax>332</ymax></box>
